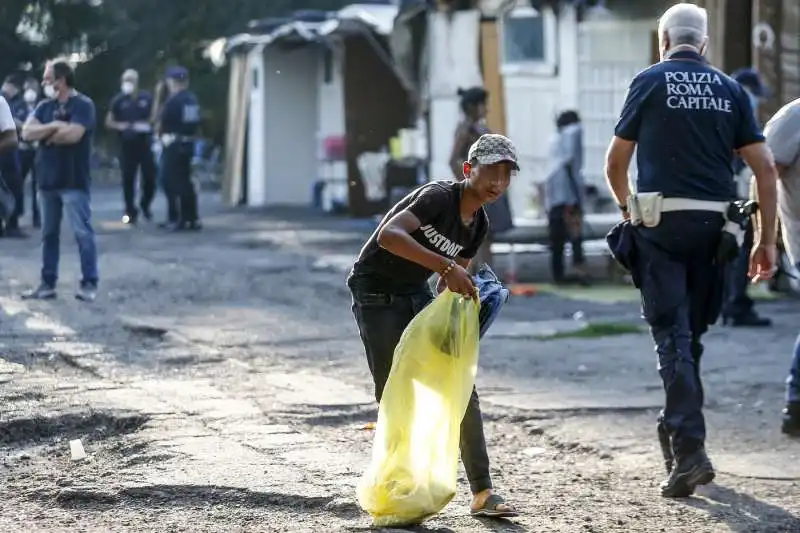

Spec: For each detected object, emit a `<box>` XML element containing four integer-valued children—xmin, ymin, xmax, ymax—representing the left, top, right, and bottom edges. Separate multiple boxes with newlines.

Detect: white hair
<box><xmin>658</xmin><ymin>3</ymin><xmax>708</xmax><ymax>50</ymax></box>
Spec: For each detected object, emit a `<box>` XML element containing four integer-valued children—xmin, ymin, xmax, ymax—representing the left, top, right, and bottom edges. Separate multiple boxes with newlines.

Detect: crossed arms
<box><xmin>22</xmin><ymin>119</ymin><xmax>86</xmax><ymax>145</ymax></box>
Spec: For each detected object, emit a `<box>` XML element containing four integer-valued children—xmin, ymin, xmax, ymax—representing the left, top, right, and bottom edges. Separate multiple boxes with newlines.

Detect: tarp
<box><xmin>207</xmin><ymin>3</ymin><xmax>399</xmax><ymax>64</ymax></box>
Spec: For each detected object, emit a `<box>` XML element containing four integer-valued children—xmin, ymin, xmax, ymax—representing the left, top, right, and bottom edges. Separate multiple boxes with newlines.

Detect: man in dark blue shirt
<box><xmin>604</xmin><ymin>3</ymin><xmax>779</xmax><ymax>497</ymax></box>
<box><xmin>1</xmin><ymin>75</ymin><xmax>25</xmax><ymax>237</ymax></box>
<box><xmin>105</xmin><ymin>69</ymin><xmax>157</xmax><ymax>225</ymax></box>
<box><xmin>21</xmin><ymin>59</ymin><xmax>99</xmax><ymax>303</ymax></box>
<box><xmin>158</xmin><ymin>66</ymin><xmax>202</xmax><ymax>231</ymax></box>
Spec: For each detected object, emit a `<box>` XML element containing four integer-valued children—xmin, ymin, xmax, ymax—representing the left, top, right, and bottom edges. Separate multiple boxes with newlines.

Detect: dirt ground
<box><xmin>1</xmin><ymin>188</ymin><xmax>799</xmax><ymax>533</ymax></box>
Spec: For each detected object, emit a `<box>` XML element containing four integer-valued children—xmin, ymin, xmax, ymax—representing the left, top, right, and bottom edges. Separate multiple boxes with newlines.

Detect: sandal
<box><xmin>470</xmin><ymin>493</ymin><xmax>519</xmax><ymax>518</ymax></box>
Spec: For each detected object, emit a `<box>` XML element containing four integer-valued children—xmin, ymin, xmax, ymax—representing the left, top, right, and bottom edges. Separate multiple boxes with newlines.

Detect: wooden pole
<box><xmin>752</xmin><ymin>0</ymin><xmax>783</xmax><ymax>120</ymax></box>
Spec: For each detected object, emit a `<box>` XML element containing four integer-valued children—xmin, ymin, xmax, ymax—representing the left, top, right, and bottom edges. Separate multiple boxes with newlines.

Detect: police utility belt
<box><xmin>160</xmin><ymin>134</ymin><xmax>195</xmax><ymax>147</ymax></box>
<box><xmin>627</xmin><ymin>192</ymin><xmax>757</xmax><ymax>262</ymax></box>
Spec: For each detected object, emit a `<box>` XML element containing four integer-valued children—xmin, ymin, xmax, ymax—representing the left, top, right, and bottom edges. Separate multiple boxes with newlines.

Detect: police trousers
<box><xmin>161</xmin><ymin>142</ymin><xmax>198</xmax><ymax>223</ymax></box>
<box><xmin>348</xmin><ymin>278</ymin><xmax>493</xmax><ymax>494</ymax></box>
<box><xmin>20</xmin><ymin>149</ymin><xmax>39</xmax><ymax>226</ymax></box>
<box><xmin>120</xmin><ymin>136</ymin><xmax>156</xmax><ymax>216</ymax></box>
<box><xmin>631</xmin><ymin>212</ymin><xmax>726</xmax><ymax>457</ymax></box>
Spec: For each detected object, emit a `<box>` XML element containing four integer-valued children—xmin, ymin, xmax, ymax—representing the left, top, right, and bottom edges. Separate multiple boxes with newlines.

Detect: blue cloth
<box><xmin>40</xmin><ymin>189</ymin><xmax>99</xmax><ymax>288</ymax></box>
<box><xmin>474</xmin><ymin>264</ymin><xmax>509</xmax><ymax>339</ymax></box>
<box><xmin>789</xmin><ymin>327</ymin><xmax>800</xmax><ymax>405</ymax></box>
<box><xmin>33</xmin><ymin>93</ymin><xmax>96</xmax><ymax>191</ymax></box>
<box><xmin>607</xmin><ymin>213</ymin><xmax>726</xmax><ymax>456</ymax></box>
<box><xmin>160</xmin><ymin>90</ymin><xmax>201</xmax><ymax>136</ymax></box>
<box><xmin>615</xmin><ymin>50</ymin><xmax>764</xmax><ymax>202</ymax></box>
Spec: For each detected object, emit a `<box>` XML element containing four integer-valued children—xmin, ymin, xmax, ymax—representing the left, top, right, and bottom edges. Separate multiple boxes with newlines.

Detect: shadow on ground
<box><xmin>685</xmin><ymin>484</ymin><xmax>800</xmax><ymax>532</ymax></box>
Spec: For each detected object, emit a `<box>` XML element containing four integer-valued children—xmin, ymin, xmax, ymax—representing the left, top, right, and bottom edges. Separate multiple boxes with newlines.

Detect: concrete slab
<box><xmin>483</xmin><ymin>390</ymin><xmax>662</xmax><ymax>412</ymax></box>
<box><xmin>486</xmin><ymin>319</ymin><xmax>587</xmax><ymax>339</ymax></box>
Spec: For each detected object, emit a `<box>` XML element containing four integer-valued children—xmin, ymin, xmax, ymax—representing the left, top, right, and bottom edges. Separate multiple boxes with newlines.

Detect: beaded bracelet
<box><xmin>440</xmin><ymin>260</ymin><xmax>456</xmax><ymax>278</ymax></box>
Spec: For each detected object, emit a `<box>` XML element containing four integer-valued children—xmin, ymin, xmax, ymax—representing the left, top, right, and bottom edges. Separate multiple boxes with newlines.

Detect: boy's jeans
<box><xmin>40</xmin><ymin>189</ymin><xmax>99</xmax><ymax>288</ymax></box>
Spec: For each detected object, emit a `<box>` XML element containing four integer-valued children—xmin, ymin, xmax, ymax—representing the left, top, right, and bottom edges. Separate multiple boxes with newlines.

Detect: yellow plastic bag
<box><xmin>356</xmin><ymin>290</ymin><xmax>481</xmax><ymax>527</ymax></box>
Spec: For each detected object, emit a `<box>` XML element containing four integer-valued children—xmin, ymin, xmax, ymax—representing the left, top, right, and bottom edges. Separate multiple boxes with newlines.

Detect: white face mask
<box><xmin>43</xmin><ymin>84</ymin><xmax>56</xmax><ymax>99</ymax></box>
<box><xmin>24</xmin><ymin>89</ymin><xmax>37</xmax><ymax>103</ymax></box>
<box><xmin>121</xmin><ymin>81</ymin><xmax>135</xmax><ymax>95</ymax></box>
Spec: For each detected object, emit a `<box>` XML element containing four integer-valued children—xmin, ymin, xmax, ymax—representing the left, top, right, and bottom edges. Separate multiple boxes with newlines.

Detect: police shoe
<box><xmin>4</xmin><ymin>227</ymin><xmax>28</xmax><ymax>239</ymax></box>
<box><xmin>722</xmin><ymin>312</ymin><xmax>772</xmax><ymax>327</ymax></box>
<box><xmin>659</xmin><ymin>447</ymin><xmax>715</xmax><ymax>498</ymax></box>
<box><xmin>782</xmin><ymin>404</ymin><xmax>800</xmax><ymax>437</ymax></box>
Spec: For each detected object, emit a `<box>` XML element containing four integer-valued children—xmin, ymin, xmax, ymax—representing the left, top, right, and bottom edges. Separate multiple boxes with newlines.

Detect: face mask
<box><xmin>24</xmin><ymin>89</ymin><xmax>37</xmax><ymax>103</ymax></box>
<box><xmin>121</xmin><ymin>81</ymin><xmax>135</xmax><ymax>95</ymax></box>
<box><xmin>43</xmin><ymin>84</ymin><xmax>56</xmax><ymax>99</ymax></box>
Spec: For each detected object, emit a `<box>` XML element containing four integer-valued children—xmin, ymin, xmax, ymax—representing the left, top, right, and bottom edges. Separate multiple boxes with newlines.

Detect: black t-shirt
<box><xmin>615</xmin><ymin>50</ymin><xmax>764</xmax><ymax>201</ymax></box>
<box><xmin>349</xmin><ymin>180</ymin><xmax>489</xmax><ymax>293</ymax></box>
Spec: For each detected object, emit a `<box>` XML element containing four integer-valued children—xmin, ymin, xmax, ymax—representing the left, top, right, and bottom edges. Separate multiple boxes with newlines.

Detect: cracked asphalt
<box><xmin>1</xmin><ymin>187</ymin><xmax>799</xmax><ymax>533</ymax></box>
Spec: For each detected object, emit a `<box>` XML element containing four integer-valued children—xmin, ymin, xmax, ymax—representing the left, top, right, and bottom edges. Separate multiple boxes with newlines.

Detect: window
<box><xmin>500</xmin><ymin>5</ymin><xmax>558</xmax><ymax>75</ymax></box>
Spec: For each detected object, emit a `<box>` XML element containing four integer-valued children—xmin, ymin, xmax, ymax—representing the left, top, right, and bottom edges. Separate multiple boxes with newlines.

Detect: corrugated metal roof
<box><xmin>209</xmin><ymin>3</ymin><xmax>398</xmax><ymax>61</ymax></box>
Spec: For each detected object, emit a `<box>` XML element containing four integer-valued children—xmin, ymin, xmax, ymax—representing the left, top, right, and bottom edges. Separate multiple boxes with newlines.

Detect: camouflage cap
<box><xmin>467</xmin><ymin>134</ymin><xmax>520</xmax><ymax>171</ymax></box>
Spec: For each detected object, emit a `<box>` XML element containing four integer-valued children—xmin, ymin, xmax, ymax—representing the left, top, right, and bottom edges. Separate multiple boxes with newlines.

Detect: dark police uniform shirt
<box><xmin>33</xmin><ymin>93</ymin><xmax>96</xmax><ymax>191</ymax></box>
<box><xmin>160</xmin><ymin>90</ymin><xmax>201</xmax><ymax>137</ymax></box>
<box><xmin>615</xmin><ymin>50</ymin><xmax>765</xmax><ymax>202</ymax></box>
<box><xmin>10</xmin><ymin>96</ymin><xmax>36</xmax><ymax>151</ymax></box>
<box><xmin>350</xmin><ymin>180</ymin><xmax>489</xmax><ymax>293</ymax></box>
<box><xmin>109</xmin><ymin>91</ymin><xmax>153</xmax><ymax>141</ymax></box>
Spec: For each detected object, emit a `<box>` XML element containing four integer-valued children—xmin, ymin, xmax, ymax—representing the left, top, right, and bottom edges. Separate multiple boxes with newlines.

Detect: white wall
<box><xmin>427</xmin><ymin>10</ymin><xmax>484</xmax><ymax>181</ymax></box>
<box><xmin>578</xmin><ymin>20</ymin><xmax>654</xmax><ymax>188</ymax></box>
<box><xmin>316</xmin><ymin>44</ymin><xmax>347</xmax><ymax>184</ymax></box>
<box><xmin>501</xmin><ymin>4</ymin><xmax>579</xmax><ymax>218</ymax></box>
<box><xmin>247</xmin><ymin>47</ymin><xmax>267</xmax><ymax>207</ymax></box>
<box><xmin>260</xmin><ymin>46</ymin><xmax>320</xmax><ymax>206</ymax></box>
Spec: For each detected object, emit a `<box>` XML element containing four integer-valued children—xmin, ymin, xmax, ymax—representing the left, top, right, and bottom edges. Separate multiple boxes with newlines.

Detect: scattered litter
<box><xmin>522</xmin><ymin>447</ymin><xmax>547</xmax><ymax>457</ymax></box>
<box><xmin>361</xmin><ymin>422</ymin><xmax>376</xmax><ymax>431</ymax></box>
<box><xmin>577</xmin><ymin>364</ymin><xmax>588</xmax><ymax>373</ymax></box>
<box><xmin>508</xmin><ymin>283</ymin><xmax>538</xmax><ymax>296</ymax></box>
<box><xmin>69</xmin><ymin>439</ymin><xmax>87</xmax><ymax>461</ymax></box>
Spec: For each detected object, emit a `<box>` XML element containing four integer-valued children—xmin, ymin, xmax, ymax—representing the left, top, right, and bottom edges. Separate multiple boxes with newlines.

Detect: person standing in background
<box><xmin>543</xmin><ymin>110</ymin><xmax>589</xmax><ymax>285</ymax></box>
<box><xmin>1</xmin><ymin>75</ymin><xmax>25</xmax><ymax>237</ymax></box>
<box><xmin>18</xmin><ymin>77</ymin><xmax>42</xmax><ymax>227</ymax></box>
<box><xmin>21</xmin><ymin>59</ymin><xmax>99</xmax><ymax>302</ymax></box>
<box><xmin>105</xmin><ymin>69</ymin><xmax>157</xmax><ymax>225</ymax></box>
<box><xmin>151</xmin><ymin>79</ymin><xmax>170</xmax><ymax>197</ymax></box>
<box><xmin>449</xmin><ymin>87</ymin><xmax>514</xmax><ymax>275</ymax></box>
<box><xmin>722</xmin><ymin>68</ymin><xmax>772</xmax><ymax>327</ymax></box>
<box><xmin>157</xmin><ymin>66</ymin><xmax>202</xmax><ymax>231</ymax></box>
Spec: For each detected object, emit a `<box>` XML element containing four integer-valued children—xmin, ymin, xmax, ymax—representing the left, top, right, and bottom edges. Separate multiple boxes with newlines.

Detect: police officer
<box><xmin>106</xmin><ymin>69</ymin><xmax>157</xmax><ymax>224</ymax></box>
<box><xmin>1</xmin><ymin>75</ymin><xmax>26</xmax><ymax>237</ymax></box>
<box><xmin>604</xmin><ymin>3</ymin><xmax>778</xmax><ymax>497</ymax></box>
<box><xmin>19</xmin><ymin>78</ymin><xmax>42</xmax><ymax>227</ymax></box>
<box><xmin>720</xmin><ymin>68</ymin><xmax>772</xmax><ymax>327</ymax></box>
<box><xmin>157</xmin><ymin>66</ymin><xmax>201</xmax><ymax>231</ymax></box>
